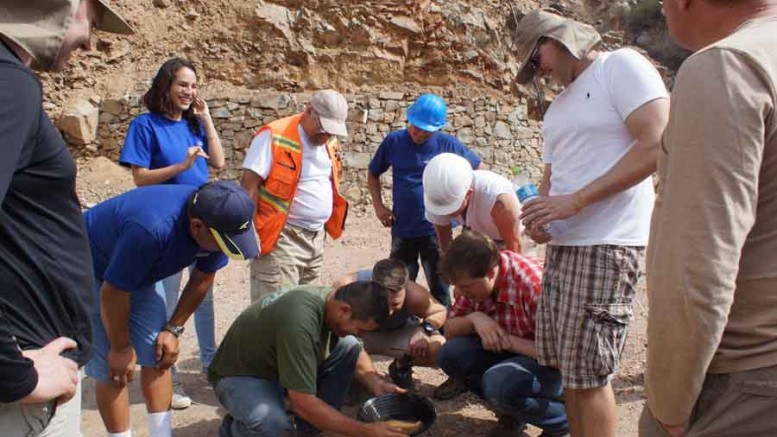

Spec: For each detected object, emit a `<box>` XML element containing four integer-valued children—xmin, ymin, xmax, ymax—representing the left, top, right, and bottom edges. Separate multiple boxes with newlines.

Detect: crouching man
<box><xmin>208</xmin><ymin>283</ymin><xmax>408</xmax><ymax>437</ymax></box>
<box><xmin>437</xmin><ymin>232</ymin><xmax>569</xmax><ymax>437</ymax></box>
<box><xmin>333</xmin><ymin>258</ymin><xmax>448</xmax><ymax>388</ymax></box>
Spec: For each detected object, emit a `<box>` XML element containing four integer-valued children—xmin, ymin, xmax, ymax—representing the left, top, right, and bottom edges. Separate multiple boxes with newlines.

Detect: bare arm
<box><xmin>196</xmin><ymin>102</ymin><xmax>225</xmax><ymax>169</ymax></box>
<box><xmin>168</xmin><ymin>268</ymin><xmax>215</xmax><ymax>327</ymax></box>
<box><xmin>239</xmin><ymin>169</ymin><xmax>265</xmax><ymax>202</ymax></box>
<box><xmin>443</xmin><ymin>315</ymin><xmax>476</xmax><ymax>339</ymax></box>
<box><xmin>507</xmin><ymin>335</ymin><xmax>537</xmax><ymax>359</ymax></box>
<box><xmin>100</xmin><ymin>282</ymin><xmax>131</xmax><ymax>351</ymax></box>
<box><xmin>434</xmin><ymin>224</ymin><xmax>453</xmax><ymax>253</ymax></box>
<box><xmin>368</xmin><ymin>171</ymin><xmax>393</xmax><ymax>227</ymax></box>
<box><xmin>522</xmin><ymin>98</ymin><xmax>670</xmax><ymax>229</ymax></box>
<box><xmin>491</xmin><ymin>194</ymin><xmax>523</xmax><ymax>253</ymax></box>
<box><xmin>131</xmin><ymin>164</ymin><xmax>187</xmax><ymax>187</ymax></box>
<box><xmin>404</xmin><ymin>281</ymin><xmax>446</xmax><ymax>328</ymax></box>
<box><xmin>288</xmin><ymin>390</ymin><xmax>405</xmax><ymax>437</ymax></box>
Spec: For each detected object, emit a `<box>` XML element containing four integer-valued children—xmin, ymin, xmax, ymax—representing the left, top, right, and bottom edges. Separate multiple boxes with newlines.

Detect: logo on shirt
<box><xmin>240</xmin><ymin>221</ymin><xmax>249</xmax><ymax>230</ymax></box>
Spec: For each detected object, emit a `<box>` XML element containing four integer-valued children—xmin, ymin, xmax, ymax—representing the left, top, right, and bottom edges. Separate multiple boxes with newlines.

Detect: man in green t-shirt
<box><xmin>208</xmin><ymin>282</ymin><xmax>408</xmax><ymax>437</ymax></box>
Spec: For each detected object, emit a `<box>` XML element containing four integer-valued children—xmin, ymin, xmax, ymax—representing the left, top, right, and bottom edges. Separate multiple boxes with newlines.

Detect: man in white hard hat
<box><xmin>423</xmin><ymin>153</ymin><xmax>524</xmax><ymax>254</ymax></box>
<box><xmin>240</xmin><ymin>90</ymin><xmax>350</xmax><ymax>303</ymax></box>
<box><xmin>513</xmin><ymin>9</ymin><xmax>669</xmax><ymax>437</ymax></box>
<box><xmin>0</xmin><ymin>1</ymin><xmax>134</xmax><ymax>436</ymax></box>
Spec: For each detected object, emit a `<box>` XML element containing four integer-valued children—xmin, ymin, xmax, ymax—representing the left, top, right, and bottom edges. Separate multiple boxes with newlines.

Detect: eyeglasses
<box><xmin>529</xmin><ymin>38</ymin><xmax>545</xmax><ymax>72</ymax></box>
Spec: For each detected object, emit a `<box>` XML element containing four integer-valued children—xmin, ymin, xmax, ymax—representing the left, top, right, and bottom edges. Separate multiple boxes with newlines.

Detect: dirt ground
<box><xmin>77</xmin><ymin>211</ymin><xmax>648</xmax><ymax>437</ymax></box>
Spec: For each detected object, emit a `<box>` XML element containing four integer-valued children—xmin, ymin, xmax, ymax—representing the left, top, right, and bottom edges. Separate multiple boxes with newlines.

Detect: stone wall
<box><xmin>90</xmin><ymin>90</ymin><xmax>544</xmax><ymax>209</ymax></box>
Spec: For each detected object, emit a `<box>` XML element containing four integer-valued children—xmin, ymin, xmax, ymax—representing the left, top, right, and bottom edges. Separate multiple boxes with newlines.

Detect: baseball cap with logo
<box><xmin>310</xmin><ymin>89</ymin><xmax>349</xmax><ymax>137</ymax></box>
<box><xmin>190</xmin><ymin>181</ymin><xmax>259</xmax><ymax>260</ymax></box>
<box><xmin>513</xmin><ymin>9</ymin><xmax>601</xmax><ymax>84</ymax></box>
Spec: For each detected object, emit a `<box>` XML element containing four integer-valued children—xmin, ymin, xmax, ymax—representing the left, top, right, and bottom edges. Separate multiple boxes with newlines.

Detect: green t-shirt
<box><xmin>208</xmin><ymin>286</ymin><xmax>336</xmax><ymax>394</ymax></box>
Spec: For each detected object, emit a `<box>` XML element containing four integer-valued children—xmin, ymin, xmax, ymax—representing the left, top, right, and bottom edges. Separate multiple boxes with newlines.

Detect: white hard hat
<box><xmin>423</xmin><ymin>153</ymin><xmax>474</xmax><ymax>216</ymax></box>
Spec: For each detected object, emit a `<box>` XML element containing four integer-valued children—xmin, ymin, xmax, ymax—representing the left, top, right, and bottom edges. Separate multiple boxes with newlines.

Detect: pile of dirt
<box><xmin>75</xmin><ymin>156</ymin><xmax>135</xmax><ymax>208</ymax></box>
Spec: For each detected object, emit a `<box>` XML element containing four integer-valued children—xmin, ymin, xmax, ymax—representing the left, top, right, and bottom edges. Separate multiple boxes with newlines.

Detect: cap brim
<box><xmin>516</xmin><ymin>59</ymin><xmax>536</xmax><ymax>85</ymax></box>
<box><xmin>209</xmin><ymin>225</ymin><xmax>259</xmax><ymax>261</ymax></box>
<box><xmin>424</xmin><ymin>191</ymin><xmax>466</xmax><ymax>217</ymax></box>
<box><xmin>95</xmin><ymin>0</ymin><xmax>135</xmax><ymax>34</ymax></box>
<box><xmin>319</xmin><ymin>117</ymin><xmax>348</xmax><ymax>137</ymax></box>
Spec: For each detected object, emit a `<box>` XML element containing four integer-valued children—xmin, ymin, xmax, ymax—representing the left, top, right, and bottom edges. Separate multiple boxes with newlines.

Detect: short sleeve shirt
<box><xmin>83</xmin><ymin>185</ymin><xmax>228</xmax><ymax>291</ymax></box>
<box><xmin>208</xmin><ymin>286</ymin><xmax>335</xmax><ymax>394</ymax></box>
<box><xmin>368</xmin><ymin>130</ymin><xmax>481</xmax><ymax>238</ymax></box>
<box><xmin>449</xmin><ymin>251</ymin><xmax>543</xmax><ymax>339</ymax></box>
<box><xmin>119</xmin><ymin>113</ymin><xmax>209</xmax><ymax>187</ymax></box>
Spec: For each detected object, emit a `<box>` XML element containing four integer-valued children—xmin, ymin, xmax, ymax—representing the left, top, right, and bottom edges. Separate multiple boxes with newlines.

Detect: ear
<box><xmin>335</xmin><ymin>300</ymin><xmax>352</xmax><ymax>319</ymax></box>
<box><xmin>678</xmin><ymin>0</ymin><xmax>692</xmax><ymax>12</ymax></box>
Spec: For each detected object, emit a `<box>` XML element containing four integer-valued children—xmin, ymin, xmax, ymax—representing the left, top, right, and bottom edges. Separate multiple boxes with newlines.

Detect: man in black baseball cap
<box><xmin>0</xmin><ymin>0</ymin><xmax>134</xmax><ymax>435</ymax></box>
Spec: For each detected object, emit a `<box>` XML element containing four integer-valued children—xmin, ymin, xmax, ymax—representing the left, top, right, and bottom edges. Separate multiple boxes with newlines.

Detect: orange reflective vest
<box><xmin>253</xmin><ymin>114</ymin><xmax>348</xmax><ymax>254</ymax></box>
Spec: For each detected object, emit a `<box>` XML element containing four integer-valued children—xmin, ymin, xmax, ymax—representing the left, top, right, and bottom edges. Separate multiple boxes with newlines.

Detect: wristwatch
<box><xmin>163</xmin><ymin>323</ymin><xmax>185</xmax><ymax>338</ymax></box>
<box><xmin>421</xmin><ymin>321</ymin><xmax>439</xmax><ymax>337</ymax></box>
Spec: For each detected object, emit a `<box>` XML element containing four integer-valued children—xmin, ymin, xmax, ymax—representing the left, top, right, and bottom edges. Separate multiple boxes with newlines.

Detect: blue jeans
<box><xmin>390</xmin><ymin>235</ymin><xmax>450</xmax><ymax>307</ymax></box>
<box><xmin>437</xmin><ymin>336</ymin><xmax>569</xmax><ymax>435</ymax></box>
<box><xmin>213</xmin><ymin>335</ymin><xmax>362</xmax><ymax>437</ymax></box>
<box><xmin>160</xmin><ymin>263</ymin><xmax>216</xmax><ymax>371</ymax></box>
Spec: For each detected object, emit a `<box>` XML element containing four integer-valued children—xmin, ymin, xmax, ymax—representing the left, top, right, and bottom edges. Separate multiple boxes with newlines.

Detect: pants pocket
<box><xmin>583</xmin><ymin>303</ymin><xmax>632</xmax><ymax>376</ymax></box>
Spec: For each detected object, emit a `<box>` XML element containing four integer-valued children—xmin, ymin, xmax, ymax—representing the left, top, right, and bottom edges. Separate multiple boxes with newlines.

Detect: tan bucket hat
<box><xmin>0</xmin><ymin>0</ymin><xmax>133</xmax><ymax>70</ymax></box>
<box><xmin>513</xmin><ymin>10</ymin><xmax>601</xmax><ymax>84</ymax></box>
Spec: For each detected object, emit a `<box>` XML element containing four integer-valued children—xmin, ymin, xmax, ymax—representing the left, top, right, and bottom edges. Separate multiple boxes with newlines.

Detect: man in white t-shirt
<box><xmin>422</xmin><ymin>153</ymin><xmax>523</xmax><ymax>253</ymax></box>
<box><xmin>240</xmin><ymin>90</ymin><xmax>349</xmax><ymax>302</ymax></box>
<box><xmin>513</xmin><ymin>10</ymin><xmax>669</xmax><ymax>437</ymax></box>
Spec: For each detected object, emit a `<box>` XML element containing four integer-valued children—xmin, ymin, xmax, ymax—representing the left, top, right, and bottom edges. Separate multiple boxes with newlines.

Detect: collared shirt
<box><xmin>449</xmin><ymin>251</ymin><xmax>543</xmax><ymax>339</ymax></box>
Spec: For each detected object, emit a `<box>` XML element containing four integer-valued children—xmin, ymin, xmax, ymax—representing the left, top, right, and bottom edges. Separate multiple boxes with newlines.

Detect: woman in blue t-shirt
<box><xmin>119</xmin><ymin>58</ymin><xmax>224</xmax><ymax>409</ymax></box>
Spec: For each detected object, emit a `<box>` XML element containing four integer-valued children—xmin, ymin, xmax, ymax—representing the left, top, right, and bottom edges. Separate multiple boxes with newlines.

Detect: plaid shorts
<box><xmin>536</xmin><ymin>244</ymin><xmax>644</xmax><ymax>389</ymax></box>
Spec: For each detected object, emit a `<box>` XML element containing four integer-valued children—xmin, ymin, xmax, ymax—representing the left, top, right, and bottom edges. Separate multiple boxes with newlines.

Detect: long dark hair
<box><xmin>143</xmin><ymin>58</ymin><xmax>201</xmax><ymax>137</ymax></box>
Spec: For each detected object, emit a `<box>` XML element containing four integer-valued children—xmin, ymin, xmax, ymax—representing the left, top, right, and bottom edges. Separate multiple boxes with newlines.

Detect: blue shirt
<box><xmin>369</xmin><ymin>130</ymin><xmax>480</xmax><ymax>238</ymax></box>
<box><xmin>83</xmin><ymin>185</ymin><xmax>228</xmax><ymax>292</ymax></box>
<box><xmin>119</xmin><ymin>113</ymin><xmax>209</xmax><ymax>187</ymax></box>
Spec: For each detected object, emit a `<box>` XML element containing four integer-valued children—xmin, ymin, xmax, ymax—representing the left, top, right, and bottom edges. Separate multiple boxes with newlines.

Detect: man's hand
<box><xmin>107</xmin><ymin>345</ymin><xmax>137</xmax><ymax>388</ymax></box>
<box><xmin>525</xmin><ymin>223</ymin><xmax>552</xmax><ymax>244</ymax></box>
<box><xmin>181</xmin><ymin>146</ymin><xmax>209</xmax><ymax>170</ymax></box>
<box><xmin>364</xmin><ymin>373</ymin><xmax>407</xmax><ymax>396</ymax></box>
<box><xmin>20</xmin><ymin>337</ymin><xmax>79</xmax><ymax>404</ymax></box>
<box><xmin>407</xmin><ymin>331</ymin><xmax>430</xmax><ymax>360</ymax></box>
<box><xmin>467</xmin><ymin>312</ymin><xmax>510</xmax><ymax>352</ymax></box>
<box><xmin>374</xmin><ymin>204</ymin><xmax>394</xmax><ymax>227</ymax></box>
<box><xmin>363</xmin><ymin>422</ymin><xmax>412</xmax><ymax>437</ymax></box>
<box><xmin>521</xmin><ymin>194</ymin><xmax>583</xmax><ymax>230</ymax></box>
<box><xmin>155</xmin><ymin>330</ymin><xmax>180</xmax><ymax>370</ymax></box>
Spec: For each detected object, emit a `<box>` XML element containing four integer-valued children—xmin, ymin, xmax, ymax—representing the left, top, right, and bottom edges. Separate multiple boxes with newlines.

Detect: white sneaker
<box><xmin>171</xmin><ymin>379</ymin><xmax>192</xmax><ymax>410</ymax></box>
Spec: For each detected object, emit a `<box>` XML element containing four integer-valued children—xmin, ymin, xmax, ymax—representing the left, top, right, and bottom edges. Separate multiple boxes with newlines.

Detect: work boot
<box><xmin>488</xmin><ymin>413</ymin><xmax>528</xmax><ymax>437</ymax></box>
<box><xmin>388</xmin><ymin>354</ymin><xmax>414</xmax><ymax>390</ymax></box>
<box><xmin>432</xmin><ymin>377</ymin><xmax>468</xmax><ymax>400</ymax></box>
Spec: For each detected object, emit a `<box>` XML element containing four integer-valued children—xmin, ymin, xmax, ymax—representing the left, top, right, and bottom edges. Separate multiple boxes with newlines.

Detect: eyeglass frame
<box><xmin>529</xmin><ymin>37</ymin><xmax>548</xmax><ymax>72</ymax></box>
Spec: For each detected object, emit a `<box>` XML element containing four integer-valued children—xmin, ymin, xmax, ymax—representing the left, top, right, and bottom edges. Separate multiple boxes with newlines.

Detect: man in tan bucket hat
<box><xmin>513</xmin><ymin>9</ymin><xmax>670</xmax><ymax>437</ymax></box>
<box><xmin>0</xmin><ymin>1</ymin><xmax>133</xmax><ymax>436</ymax></box>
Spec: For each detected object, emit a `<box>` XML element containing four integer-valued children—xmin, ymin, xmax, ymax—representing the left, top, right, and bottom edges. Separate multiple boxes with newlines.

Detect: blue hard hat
<box><xmin>407</xmin><ymin>94</ymin><xmax>447</xmax><ymax>132</ymax></box>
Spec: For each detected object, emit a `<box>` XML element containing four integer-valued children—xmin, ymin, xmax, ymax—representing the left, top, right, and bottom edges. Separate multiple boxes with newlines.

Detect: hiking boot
<box><xmin>432</xmin><ymin>377</ymin><xmax>468</xmax><ymax>400</ymax></box>
<box><xmin>388</xmin><ymin>354</ymin><xmax>414</xmax><ymax>390</ymax></box>
<box><xmin>171</xmin><ymin>378</ymin><xmax>192</xmax><ymax>410</ymax></box>
<box><xmin>488</xmin><ymin>414</ymin><xmax>528</xmax><ymax>437</ymax></box>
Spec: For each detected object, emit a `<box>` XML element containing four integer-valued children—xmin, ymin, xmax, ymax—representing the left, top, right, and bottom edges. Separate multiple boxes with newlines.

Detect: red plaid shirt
<box><xmin>449</xmin><ymin>251</ymin><xmax>543</xmax><ymax>339</ymax></box>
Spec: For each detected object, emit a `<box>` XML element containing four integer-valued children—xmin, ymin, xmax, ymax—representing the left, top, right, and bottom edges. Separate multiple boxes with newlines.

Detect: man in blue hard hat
<box><xmin>367</xmin><ymin>94</ymin><xmax>480</xmax><ymax>309</ymax></box>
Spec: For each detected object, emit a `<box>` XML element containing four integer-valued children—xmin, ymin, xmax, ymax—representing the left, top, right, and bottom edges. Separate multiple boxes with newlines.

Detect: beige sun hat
<box><xmin>513</xmin><ymin>9</ymin><xmax>602</xmax><ymax>84</ymax></box>
<box><xmin>0</xmin><ymin>0</ymin><xmax>134</xmax><ymax>70</ymax></box>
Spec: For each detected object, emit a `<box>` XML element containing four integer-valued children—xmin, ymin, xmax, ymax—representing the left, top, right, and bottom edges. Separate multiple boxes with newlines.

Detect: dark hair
<box><xmin>334</xmin><ymin>281</ymin><xmax>390</xmax><ymax>325</ymax></box>
<box><xmin>372</xmin><ymin>258</ymin><xmax>408</xmax><ymax>291</ymax></box>
<box><xmin>441</xmin><ymin>231</ymin><xmax>499</xmax><ymax>283</ymax></box>
<box><xmin>143</xmin><ymin>58</ymin><xmax>201</xmax><ymax>137</ymax></box>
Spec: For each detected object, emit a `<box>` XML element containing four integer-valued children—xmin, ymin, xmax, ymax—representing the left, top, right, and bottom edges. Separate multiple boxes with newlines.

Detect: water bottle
<box><xmin>511</xmin><ymin>166</ymin><xmax>539</xmax><ymax>203</ymax></box>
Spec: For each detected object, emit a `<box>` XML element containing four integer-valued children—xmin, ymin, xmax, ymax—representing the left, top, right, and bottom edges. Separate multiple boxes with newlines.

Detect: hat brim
<box><xmin>516</xmin><ymin>38</ymin><xmax>542</xmax><ymax>85</ymax></box>
<box><xmin>95</xmin><ymin>0</ymin><xmax>135</xmax><ymax>35</ymax></box>
<box><xmin>209</xmin><ymin>225</ymin><xmax>259</xmax><ymax>260</ymax></box>
<box><xmin>407</xmin><ymin>115</ymin><xmax>443</xmax><ymax>132</ymax></box>
<box><xmin>424</xmin><ymin>191</ymin><xmax>466</xmax><ymax>217</ymax></box>
<box><xmin>319</xmin><ymin>116</ymin><xmax>348</xmax><ymax>137</ymax></box>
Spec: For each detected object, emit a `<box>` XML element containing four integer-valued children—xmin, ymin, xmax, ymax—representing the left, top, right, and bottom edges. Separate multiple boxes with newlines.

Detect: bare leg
<box><xmin>565</xmin><ymin>384</ymin><xmax>617</xmax><ymax>437</ymax></box>
<box><xmin>141</xmin><ymin>367</ymin><xmax>173</xmax><ymax>413</ymax></box>
<box><xmin>95</xmin><ymin>381</ymin><xmax>131</xmax><ymax>433</ymax></box>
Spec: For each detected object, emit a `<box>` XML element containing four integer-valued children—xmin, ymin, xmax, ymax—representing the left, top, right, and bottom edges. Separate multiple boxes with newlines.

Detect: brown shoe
<box><xmin>432</xmin><ymin>377</ymin><xmax>468</xmax><ymax>400</ymax></box>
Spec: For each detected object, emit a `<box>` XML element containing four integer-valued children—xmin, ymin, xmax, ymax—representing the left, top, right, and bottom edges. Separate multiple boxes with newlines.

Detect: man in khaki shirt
<box><xmin>643</xmin><ymin>1</ymin><xmax>777</xmax><ymax>436</ymax></box>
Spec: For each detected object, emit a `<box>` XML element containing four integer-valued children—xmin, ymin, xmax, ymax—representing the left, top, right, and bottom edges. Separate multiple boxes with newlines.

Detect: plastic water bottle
<box><xmin>511</xmin><ymin>166</ymin><xmax>539</xmax><ymax>203</ymax></box>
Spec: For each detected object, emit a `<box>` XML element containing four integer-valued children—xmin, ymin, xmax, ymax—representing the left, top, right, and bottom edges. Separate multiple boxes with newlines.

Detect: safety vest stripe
<box><xmin>273</xmin><ymin>135</ymin><xmax>301</xmax><ymax>152</ymax></box>
<box><xmin>257</xmin><ymin>188</ymin><xmax>290</xmax><ymax>212</ymax></box>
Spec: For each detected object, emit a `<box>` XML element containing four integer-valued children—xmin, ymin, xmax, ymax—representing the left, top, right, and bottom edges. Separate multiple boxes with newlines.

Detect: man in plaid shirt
<box><xmin>437</xmin><ymin>231</ymin><xmax>569</xmax><ymax>437</ymax></box>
